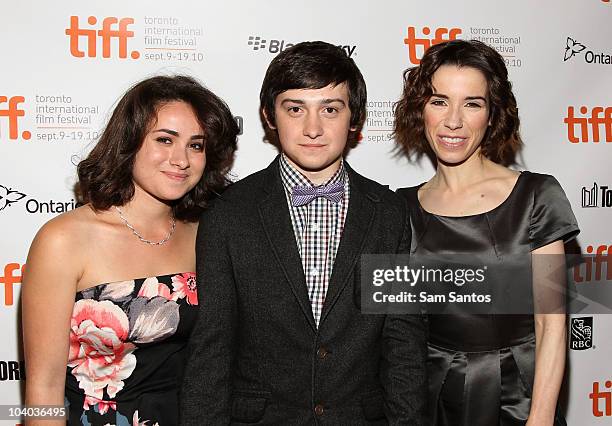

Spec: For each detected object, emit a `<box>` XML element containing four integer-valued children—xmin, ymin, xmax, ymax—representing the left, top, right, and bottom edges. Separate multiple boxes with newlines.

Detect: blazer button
<box><xmin>317</xmin><ymin>347</ymin><xmax>328</xmax><ymax>359</ymax></box>
<box><xmin>314</xmin><ymin>404</ymin><xmax>324</xmax><ymax>416</ymax></box>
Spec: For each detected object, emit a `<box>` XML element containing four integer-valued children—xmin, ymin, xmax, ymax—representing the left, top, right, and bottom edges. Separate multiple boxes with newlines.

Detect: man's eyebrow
<box><xmin>280</xmin><ymin>98</ymin><xmax>347</xmax><ymax>106</ymax></box>
<box><xmin>320</xmin><ymin>98</ymin><xmax>347</xmax><ymax>106</ymax></box>
<box><xmin>280</xmin><ymin>99</ymin><xmax>305</xmax><ymax>105</ymax></box>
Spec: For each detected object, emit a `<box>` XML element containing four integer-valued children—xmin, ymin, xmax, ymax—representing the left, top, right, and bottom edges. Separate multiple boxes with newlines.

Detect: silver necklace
<box><xmin>115</xmin><ymin>206</ymin><xmax>176</xmax><ymax>246</ymax></box>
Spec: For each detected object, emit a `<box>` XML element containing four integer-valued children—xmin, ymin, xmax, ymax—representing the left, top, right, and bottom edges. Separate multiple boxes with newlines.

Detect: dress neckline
<box><xmin>76</xmin><ymin>271</ymin><xmax>195</xmax><ymax>294</ymax></box>
<box><xmin>415</xmin><ymin>171</ymin><xmax>527</xmax><ymax>219</ymax></box>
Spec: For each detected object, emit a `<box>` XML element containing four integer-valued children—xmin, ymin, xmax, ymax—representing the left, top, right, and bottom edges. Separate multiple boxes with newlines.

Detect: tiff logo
<box><xmin>582</xmin><ymin>183</ymin><xmax>612</xmax><ymax>207</ymax></box>
<box><xmin>574</xmin><ymin>245</ymin><xmax>612</xmax><ymax>283</ymax></box>
<box><xmin>569</xmin><ymin>317</ymin><xmax>593</xmax><ymax>350</ymax></box>
<box><xmin>590</xmin><ymin>380</ymin><xmax>612</xmax><ymax>417</ymax></box>
<box><xmin>247</xmin><ymin>36</ymin><xmax>267</xmax><ymax>51</ymax></box>
<box><xmin>0</xmin><ymin>263</ymin><xmax>25</xmax><ymax>306</ymax></box>
<box><xmin>0</xmin><ymin>96</ymin><xmax>31</xmax><ymax>140</ymax></box>
<box><xmin>404</xmin><ymin>26</ymin><xmax>462</xmax><ymax>65</ymax></box>
<box><xmin>65</xmin><ymin>16</ymin><xmax>140</xmax><ymax>59</ymax></box>
<box><xmin>564</xmin><ymin>106</ymin><xmax>612</xmax><ymax>143</ymax></box>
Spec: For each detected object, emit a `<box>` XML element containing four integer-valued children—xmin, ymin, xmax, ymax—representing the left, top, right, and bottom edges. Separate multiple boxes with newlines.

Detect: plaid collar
<box><xmin>279</xmin><ymin>154</ymin><xmax>347</xmax><ymax>193</ymax></box>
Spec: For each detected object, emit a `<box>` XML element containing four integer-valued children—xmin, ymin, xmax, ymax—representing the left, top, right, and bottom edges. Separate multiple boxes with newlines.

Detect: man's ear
<box><xmin>262</xmin><ymin>108</ymin><xmax>276</xmax><ymax>130</ymax></box>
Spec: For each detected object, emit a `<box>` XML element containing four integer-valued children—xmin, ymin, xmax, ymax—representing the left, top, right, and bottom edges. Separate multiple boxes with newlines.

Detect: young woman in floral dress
<box><xmin>22</xmin><ymin>75</ymin><xmax>238</xmax><ymax>425</ymax></box>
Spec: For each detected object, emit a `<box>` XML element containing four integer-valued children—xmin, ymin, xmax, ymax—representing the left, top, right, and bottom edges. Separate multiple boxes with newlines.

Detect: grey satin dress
<box><xmin>398</xmin><ymin>172</ymin><xmax>579</xmax><ymax>426</ymax></box>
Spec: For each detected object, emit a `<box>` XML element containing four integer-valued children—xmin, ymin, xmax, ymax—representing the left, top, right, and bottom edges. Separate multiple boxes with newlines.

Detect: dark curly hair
<box><xmin>260</xmin><ymin>41</ymin><xmax>367</xmax><ymax>129</ymax></box>
<box><xmin>393</xmin><ymin>39</ymin><xmax>522</xmax><ymax>165</ymax></box>
<box><xmin>77</xmin><ymin>75</ymin><xmax>238</xmax><ymax>222</ymax></box>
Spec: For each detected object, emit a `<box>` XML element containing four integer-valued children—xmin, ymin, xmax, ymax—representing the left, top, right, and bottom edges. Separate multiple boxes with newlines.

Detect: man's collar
<box><xmin>279</xmin><ymin>153</ymin><xmax>346</xmax><ymax>190</ymax></box>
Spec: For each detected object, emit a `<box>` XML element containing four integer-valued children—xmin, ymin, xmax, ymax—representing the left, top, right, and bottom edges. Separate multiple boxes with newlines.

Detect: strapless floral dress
<box><xmin>65</xmin><ymin>272</ymin><xmax>198</xmax><ymax>425</ymax></box>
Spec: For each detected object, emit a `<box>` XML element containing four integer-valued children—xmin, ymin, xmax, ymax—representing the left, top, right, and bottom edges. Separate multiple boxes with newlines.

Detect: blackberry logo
<box><xmin>247</xmin><ymin>35</ymin><xmax>356</xmax><ymax>57</ymax></box>
<box><xmin>570</xmin><ymin>316</ymin><xmax>593</xmax><ymax>350</ymax></box>
<box><xmin>248</xmin><ymin>36</ymin><xmax>267</xmax><ymax>51</ymax></box>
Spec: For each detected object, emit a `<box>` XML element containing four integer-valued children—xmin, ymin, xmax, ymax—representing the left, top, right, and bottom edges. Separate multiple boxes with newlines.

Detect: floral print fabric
<box><xmin>65</xmin><ymin>273</ymin><xmax>198</xmax><ymax>426</ymax></box>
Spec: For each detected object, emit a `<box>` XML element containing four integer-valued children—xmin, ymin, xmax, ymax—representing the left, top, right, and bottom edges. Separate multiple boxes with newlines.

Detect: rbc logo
<box><xmin>0</xmin><ymin>96</ymin><xmax>30</xmax><ymax>140</ymax></box>
<box><xmin>569</xmin><ymin>317</ymin><xmax>593</xmax><ymax>350</ymax></box>
<box><xmin>404</xmin><ymin>26</ymin><xmax>462</xmax><ymax>65</ymax></box>
<box><xmin>65</xmin><ymin>16</ymin><xmax>140</xmax><ymax>59</ymax></box>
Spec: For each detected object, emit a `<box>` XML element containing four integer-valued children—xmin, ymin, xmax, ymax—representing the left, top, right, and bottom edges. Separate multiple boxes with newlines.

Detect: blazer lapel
<box><xmin>320</xmin><ymin>167</ymin><xmax>377</xmax><ymax>324</ymax></box>
<box><xmin>258</xmin><ymin>159</ymin><xmax>317</xmax><ymax>331</ymax></box>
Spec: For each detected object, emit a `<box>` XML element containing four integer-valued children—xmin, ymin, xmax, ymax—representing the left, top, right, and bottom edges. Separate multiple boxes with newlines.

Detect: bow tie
<box><xmin>291</xmin><ymin>181</ymin><xmax>345</xmax><ymax>207</ymax></box>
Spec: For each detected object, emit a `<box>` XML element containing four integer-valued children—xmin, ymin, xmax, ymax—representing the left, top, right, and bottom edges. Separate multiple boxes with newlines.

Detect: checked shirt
<box><xmin>279</xmin><ymin>154</ymin><xmax>350</xmax><ymax>327</ymax></box>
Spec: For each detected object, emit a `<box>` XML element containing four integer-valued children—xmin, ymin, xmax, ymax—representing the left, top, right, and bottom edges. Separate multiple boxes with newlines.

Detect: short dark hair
<box><xmin>394</xmin><ymin>39</ymin><xmax>522</xmax><ymax>165</ymax></box>
<box><xmin>77</xmin><ymin>75</ymin><xmax>238</xmax><ymax>221</ymax></box>
<box><xmin>260</xmin><ymin>41</ymin><xmax>367</xmax><ymax>129</ymax></box>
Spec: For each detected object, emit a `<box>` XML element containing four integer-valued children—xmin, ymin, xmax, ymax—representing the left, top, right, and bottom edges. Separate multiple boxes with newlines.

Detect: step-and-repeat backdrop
<box><xmin>1</xmin><ymin>0</ymin><xmax>610</xmax><ymax>424</ymax></box>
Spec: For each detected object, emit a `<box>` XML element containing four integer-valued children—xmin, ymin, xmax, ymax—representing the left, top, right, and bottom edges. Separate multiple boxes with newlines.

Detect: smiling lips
<box><xmin>162</xmin><ymin>171</ymin><xmax>189</xmax><ymax>181</ymax></box>
<box><xmin>437</xmin><ymin>135</ymin><xmax>467</xmax><ymax>150</ymax></box>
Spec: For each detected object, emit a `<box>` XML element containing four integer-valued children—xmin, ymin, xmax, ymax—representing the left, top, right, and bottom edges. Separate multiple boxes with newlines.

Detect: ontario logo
<box><xmin>404</xmin><ymin>26</ymin><xmax>462</xmax><ymax>65</ymax></box>
<box><xmin>0</xmin><ymin>184</ymin><xmax>81</xmax><ymax>215</ymax></box>
<box><xmin>0</xmin><ymin>96</ymin><xmax>31</xmax><ymax>141</ymax></box>
<box><xmin>563</xmin><ymin>36</ymin><xmax>611</xmax><ymax>65</ymax></box>
<box><xmin>247</xmin><ymin>35</ymin><xmax>356</xmax><ymax>58</ymax></box>
<box><xmin>65</xmin><ymin>16</ymin><xmax>140</xmax><ymax>59</ymax></box>
<box><xmin>570</xmin><ymin>316</ymin><xmax>593</xmax><ymax>350</ymax></box>
<box><xmin>0</xmin><ymin>185</ymin><xmax>26</xmax><ymax>211</ymax></box>
<box><xmin>582</xmin><ymin>183</ymin><xmax>612</xmax><ymax>208</ymax></box>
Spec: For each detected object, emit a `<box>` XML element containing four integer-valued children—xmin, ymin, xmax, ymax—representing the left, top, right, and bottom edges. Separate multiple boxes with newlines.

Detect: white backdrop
<box><xmin>1</xmin><ymin>0</ymin><xmax>611</xmax><ymax>424</ymax></box>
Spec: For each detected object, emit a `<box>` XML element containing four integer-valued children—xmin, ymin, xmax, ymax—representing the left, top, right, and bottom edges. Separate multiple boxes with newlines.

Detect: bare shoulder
<box><xmin>24</xmin><ymin>205</ymin><xmax>107</xmax><ymax>293</ymax></box>
<box><xmin>27</xmin><ymin>205</ymin><xmax>117</xmax><ymax>274</ymax></box>
<box><xmin>31</xmin><ymin>205</ymin><xmax>96</xmax><ymax>251</ymax></box>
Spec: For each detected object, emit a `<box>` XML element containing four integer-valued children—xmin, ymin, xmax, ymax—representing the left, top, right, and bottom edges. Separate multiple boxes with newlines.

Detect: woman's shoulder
<box><xmin>514</xmin><ymin>171</ymin><xmax>570</xmax><ymax>204</ymax></box>
<box><xmin>519</xmin><ymin>170</ymin><xmax>561</xmax><ymax>187</ymax></box>
<box><xmin>25</xmin><ymin>205</ymin><xmax>111</xmax><ymax>289</ymax></box>
<box><xmin>31</xmin><ymin>204</ymin><xmax>109</xmax><ymax>253</ymax></box>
